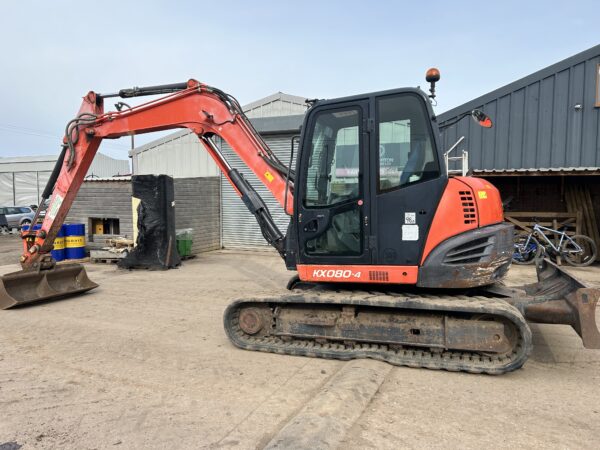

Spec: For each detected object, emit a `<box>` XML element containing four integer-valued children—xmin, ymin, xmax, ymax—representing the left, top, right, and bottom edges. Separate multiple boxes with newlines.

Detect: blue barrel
<box><xmin>21</xmin><ymin>224</ymin><xmax>41</xmax><ymax>232</ymax></box>
<box><xmin>65</xmin><ymin>223</ymin><xmax>86</xmax><ymax>259</ymax></box>
<box><xmin>51</xmin><ymin>225</ymin><xmax>66</xmax><ymax>262</ymax></box>
<box><xmin>22</xmin><ymin>224</ymin><xmax>66</xmax><ymax>261</ymax></box>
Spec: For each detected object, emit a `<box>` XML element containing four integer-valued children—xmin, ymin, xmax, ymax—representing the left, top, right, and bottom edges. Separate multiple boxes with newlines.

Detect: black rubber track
<box><xmin>224</xmin><ymin>291</ymin><xmax>533</xmax><ymax>375</ymax></box>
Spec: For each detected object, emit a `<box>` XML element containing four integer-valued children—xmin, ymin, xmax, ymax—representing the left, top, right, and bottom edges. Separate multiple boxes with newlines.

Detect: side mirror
<box><xmin>471</xmin><ymin>109</ymin><xmax>493</xmax><ymax>128</ymax></box>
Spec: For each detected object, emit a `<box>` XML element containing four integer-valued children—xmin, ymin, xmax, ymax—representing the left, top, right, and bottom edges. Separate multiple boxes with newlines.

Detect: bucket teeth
<box><xmin>0</xmin><ymin>264</ymin><xmax>98</xmax><ymax>310</ymax></box>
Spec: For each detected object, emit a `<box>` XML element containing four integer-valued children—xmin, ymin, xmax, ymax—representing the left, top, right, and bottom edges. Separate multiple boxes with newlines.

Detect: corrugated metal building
<box><xmin>129</xmin><ymin>92</ymin><xmax>307</xmax><ymax>250</ymax></box>
<box><xmin>438</xmin><ymin>44</ymin><xmax>600</xmax><ymax>171</ymax></box>
<box><xmin>129</xmin><ymin>92</ymin><xmax>307</xmax><ymax>177</ymax></box>
<box><xmin>130</xmin><ymin>130</ymin><xmax>220</xmax><ymax>178</ymax></box>
<box><xmin>0</xmin><ymin>152</ymin><xmax>129</xmax><ymax>206</ymax></box>
<box><xmin>438</xmin><ymin>44</ymin><xmax>600</xmax><ymax>247</ymax></box>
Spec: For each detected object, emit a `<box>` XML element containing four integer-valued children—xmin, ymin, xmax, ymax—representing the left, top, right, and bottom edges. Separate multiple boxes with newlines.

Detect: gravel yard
<box><xmin>0</xmin><ymin>234</ymin><xmax>598</xmax><ymax>449</ymax></box>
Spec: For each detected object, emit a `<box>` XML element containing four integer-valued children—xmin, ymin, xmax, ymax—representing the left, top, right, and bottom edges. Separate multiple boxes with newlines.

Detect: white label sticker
<box><xmin>402</xmin><ymin>224</ymin><xmax>419</xmax><ymax>241</ymax></box>
<box><xmin>405</xmin><ymin>212</ymin><xmax>416</xmax><ymax>224</ymax></box>
<box><xmin>47</xmin><ymin>194</ymin><xmax>64</xmax><ymax>220</ymax></box>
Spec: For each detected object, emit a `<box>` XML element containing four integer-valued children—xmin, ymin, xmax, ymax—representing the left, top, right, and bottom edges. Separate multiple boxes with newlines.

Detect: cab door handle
<box><xmin>304</xmin><ymin>218</ymin><xmax>319</xmax><ymax>233</ymax></box>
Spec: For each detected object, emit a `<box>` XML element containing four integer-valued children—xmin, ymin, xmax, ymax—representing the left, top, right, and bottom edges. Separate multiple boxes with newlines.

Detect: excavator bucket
<box><xmin>522</xmin><ymin>259</ymin><xmax>600</xmax><ymax>349</ymax></box>
<box><xmin>491</xmin><ymin>259</ymin><xmax>600</xmax><ymax>350</ymax></box>
<box><xmin>0</xmin><ymin>264</ymin><xmax>98</xmax><ymax>310</ymax></box>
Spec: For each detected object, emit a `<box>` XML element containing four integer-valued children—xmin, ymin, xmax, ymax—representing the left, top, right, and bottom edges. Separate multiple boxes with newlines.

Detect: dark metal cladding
<box><xmin>418</xmin><ymin>223</ymin><xmax>514</xmax><ymax>288</ymax></box>
<box><xmin>0</xmin><ymin>264</ymin><xmax>98</xmax><ymax>310</ymax></box>
<box><xmin>438</xmin><ymin>44</ymin><xmax>600</xmax><ymax>171</ymax></box>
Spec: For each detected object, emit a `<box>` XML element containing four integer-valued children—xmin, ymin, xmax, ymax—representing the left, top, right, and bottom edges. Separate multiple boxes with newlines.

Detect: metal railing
<box><xmin>444</xmin><ymin>136</ymin><xmax>468</xmax><ymax>176</ymax></box>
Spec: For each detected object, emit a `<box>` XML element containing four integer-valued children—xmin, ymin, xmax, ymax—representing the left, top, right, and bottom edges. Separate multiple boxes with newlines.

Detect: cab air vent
<box><xmin>459</xmin><ymin>190</ymin><xmax>477</xmax><ymax>224</ymax></box>
<box><xmin>369</xmin><ymin>271</ymin><xmax>389</xmax><ymax>282</ymax></box>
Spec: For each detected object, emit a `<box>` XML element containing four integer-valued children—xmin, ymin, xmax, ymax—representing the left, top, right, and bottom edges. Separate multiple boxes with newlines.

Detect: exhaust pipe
<box><xmin>0</xmin><ymin>264</ymin><xmax>98</xmax><ymax>310</ymax></box>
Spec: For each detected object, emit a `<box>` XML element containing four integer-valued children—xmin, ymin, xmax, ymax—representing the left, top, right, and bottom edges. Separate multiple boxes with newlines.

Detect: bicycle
<box><xmin>512</xmin><ymin>223</ymin><xmax>597</xmax><ymax>267</ymax></box>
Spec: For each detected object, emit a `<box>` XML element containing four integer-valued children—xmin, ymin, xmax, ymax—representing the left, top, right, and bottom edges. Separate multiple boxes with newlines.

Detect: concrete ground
<box><xmin>0</xmin><ymin>234</ymin><xmax>599</xmax><ymax>449</ymax></box>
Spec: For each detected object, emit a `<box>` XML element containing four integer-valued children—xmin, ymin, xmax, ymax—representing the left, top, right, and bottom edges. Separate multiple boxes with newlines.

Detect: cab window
<box><xmin>304</xmin><ymin>108</ymin><xmax>361</xmax><ymax>207</ymax></box>
<box><xmin>377</xmin><ymin>94</ymin><xmax>439</xmax><ymax>192</ymax></box>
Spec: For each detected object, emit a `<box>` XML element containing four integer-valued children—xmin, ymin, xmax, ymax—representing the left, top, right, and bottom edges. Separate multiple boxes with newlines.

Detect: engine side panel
<box><xmin>418</xmin><ymin>222</ymin><xmax>514</xmax><ymax>288</ymax></box>
<box><xmin>420</xmin><ymin>178</ymin><xmax>480</xmax><ymax>264</ymax></box>
<box><xmin>454</xmin><ymin>176</ymin><xmax>504</xmax><ymax>227</ymax></box>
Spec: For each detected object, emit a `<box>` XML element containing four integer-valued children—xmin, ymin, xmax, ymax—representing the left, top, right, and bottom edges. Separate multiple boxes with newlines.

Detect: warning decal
<box><xmin>47</xmin><ymin>194</ymin><xmax>64</xmax><ymax>220</ymax></box>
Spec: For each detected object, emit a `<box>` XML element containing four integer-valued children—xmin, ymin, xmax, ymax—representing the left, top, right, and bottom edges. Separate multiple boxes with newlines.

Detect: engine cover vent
<box><xmin>459</xmin><ymin>190</ymin><xmax>477</xmax><ymax>224</ymax></box>
<box><xmin>369</xmin><ymin>271</ymin><xmax>389</xmax><ymax>282</ymax></box>
<box><xmin>443</xmin><ymin>237</ymin><xmax>494</xmax><ymax>264</ymax></box>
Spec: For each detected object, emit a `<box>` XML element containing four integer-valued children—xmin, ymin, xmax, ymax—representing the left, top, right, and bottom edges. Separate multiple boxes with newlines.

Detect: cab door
<box><xmin>370</xmin><ymin>93</ymin><xmax>447</xmax><ymax>266</ymax></box>
<box><xmin>296</xmin><ymin>101</ymin><xmax>371</xmax><ymax>265</ymax></box>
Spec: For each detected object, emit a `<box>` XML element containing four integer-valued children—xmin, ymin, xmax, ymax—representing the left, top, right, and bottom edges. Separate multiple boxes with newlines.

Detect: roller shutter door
<box><xmin>220</xmin><ymin>134</ymin><xmax>296</xmax><ymax>249</ymax></box>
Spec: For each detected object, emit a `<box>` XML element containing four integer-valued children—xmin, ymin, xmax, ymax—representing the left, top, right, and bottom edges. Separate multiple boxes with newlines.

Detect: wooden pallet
<box><xmin>91</xmin><ymin>258</ymin><xmax>122</xmax><ymax>264</ymax></box>
<box><xmin>504</xmin><ymin>212</ymin><xmax>580</xmax><ymax>235</ymax></box>
<box><xmin>90</xmin><ymin>249</ymin><xmax>127</xmax><ymax>264</ymax></box>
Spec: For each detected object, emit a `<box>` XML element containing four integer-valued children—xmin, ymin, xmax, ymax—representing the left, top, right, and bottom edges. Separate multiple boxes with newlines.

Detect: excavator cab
<box><xmin>287</xmin><ymin>88</ymin><xmax>514</xmax><ymax>288</ymax></box>
<box><xmin>292</xmin><ymin>90</ymin><xmax>445</xmax><ymax>272</ymax></box>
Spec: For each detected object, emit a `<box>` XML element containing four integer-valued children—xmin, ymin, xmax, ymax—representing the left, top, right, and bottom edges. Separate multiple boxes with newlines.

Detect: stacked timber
<box><xmin>565</xmin><ymin>184</ymin><xmax>600</xmax><ymax>249</ymax></box>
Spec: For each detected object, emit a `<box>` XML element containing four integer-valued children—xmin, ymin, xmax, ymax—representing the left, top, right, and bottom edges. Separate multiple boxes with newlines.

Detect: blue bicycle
<box><xmin>513</xmin><ymin>223</ymin><xmax>597</xmax><ymax>267</ymax></box>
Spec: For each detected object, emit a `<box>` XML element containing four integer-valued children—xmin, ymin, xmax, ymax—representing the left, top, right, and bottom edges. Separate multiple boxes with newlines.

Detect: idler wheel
<box><xmin>239</xmin><ymin>307</ymin><xmax>265</xmax><ymax>335</ymax></box>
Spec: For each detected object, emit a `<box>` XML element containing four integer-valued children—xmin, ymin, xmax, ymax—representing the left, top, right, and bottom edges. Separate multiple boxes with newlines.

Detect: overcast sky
<box><xmin>0</xmin><ymin>1</ymin><xmax>598</xmax><ymax>160</ymax></box>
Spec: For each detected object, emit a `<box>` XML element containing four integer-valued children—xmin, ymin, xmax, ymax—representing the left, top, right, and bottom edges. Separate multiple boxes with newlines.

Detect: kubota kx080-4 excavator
<box><xmin>1</xmin><ymin>73</ymin><xmax>598</xmax><ymax>374</ymax></box>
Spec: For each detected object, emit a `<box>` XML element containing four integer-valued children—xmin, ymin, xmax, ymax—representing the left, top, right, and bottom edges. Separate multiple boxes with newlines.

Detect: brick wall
<box><xmin>66</xmin><ymin>180</ymin><xmax>134</xmax><ymax>241</ymax></box>
<box><xmin>173</xmin><ymin>177</ymin><xmax>221</xmax><ymax>253</ymax></box>
<box><xmin>66</xmin><ymin>177</ymin><xmax>221</xmax><ymax>254</ymax></box>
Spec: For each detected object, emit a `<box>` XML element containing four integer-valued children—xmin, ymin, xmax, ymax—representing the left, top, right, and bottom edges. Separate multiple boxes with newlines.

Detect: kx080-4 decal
<box><xmin>312</xmin><ymin>269</ymin><xmax>362</xmax><ymax>279</ymax></box>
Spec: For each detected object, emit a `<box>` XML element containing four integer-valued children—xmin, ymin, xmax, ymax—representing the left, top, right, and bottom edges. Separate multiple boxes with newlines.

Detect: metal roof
<box><xmin>244</xmin><ymin>114</ymin><xmax>304</xmax><ymax>134</ymax></box>
<box><xmin>0</xmin><ymin>155</ymin><xmax>58</xmax><ymax>164</ymax></box>
<box><xmin>438</xmin><ymin>44</ymin><xmax>600</xmax><ymax>172</ymax></box>
<box><xmin>474</xmin><ymin>167</ymin><xmax>600</xmax><ymax>176</ymax></box>
<box><xmin>242</xmin><ymin>92</ymin><xmax>308</xmax><ymax>118</ymax></box>
<box><xmin>439</xmin><ymin>44</ymin><xmax>600</xmax><ymax>120</ymax></box>
<box><xmin>83</xmin><ymin>176</ymin><xmax>132</xmax><ymax>182</ymax></box>
<box><xmin>0</xmin><ymin>152</ymin><xmax>130</xmax><ymax>177</ymax></box>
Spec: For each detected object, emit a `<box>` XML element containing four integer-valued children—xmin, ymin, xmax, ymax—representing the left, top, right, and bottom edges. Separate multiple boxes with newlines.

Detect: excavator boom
<box><xmin>1</xmin><ymin>79</ymin><xmax>294</xmax><ymax>309</ymax></box>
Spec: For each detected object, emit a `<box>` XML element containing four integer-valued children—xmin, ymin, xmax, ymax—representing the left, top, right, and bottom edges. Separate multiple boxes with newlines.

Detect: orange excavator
<box><xmin>1</xmin><ymin>72</ymin><xmax>598</xmax><ymax>374</ymax></box>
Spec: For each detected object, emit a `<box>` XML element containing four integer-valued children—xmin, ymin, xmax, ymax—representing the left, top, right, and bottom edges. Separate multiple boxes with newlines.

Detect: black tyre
<box><xmin>562</xmin><ymin>235</ymin><xmax>597</xmax><ymax>267</ymax></box>
<box><xmin>512</xmin><ymin>233</ymin><xmax>543</xmax><ymax>265</ymax></box>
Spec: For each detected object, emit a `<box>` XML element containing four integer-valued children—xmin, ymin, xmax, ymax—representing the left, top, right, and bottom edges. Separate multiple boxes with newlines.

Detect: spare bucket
<box><xmin>0</xmin><ymin>263</ymin><xmax>98</xmax><ymax>310</ymax></box>
<box><xmin>65</xmin><ymin>223</ymin><xmax>86</xmax><ymax>260</ymax></box>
